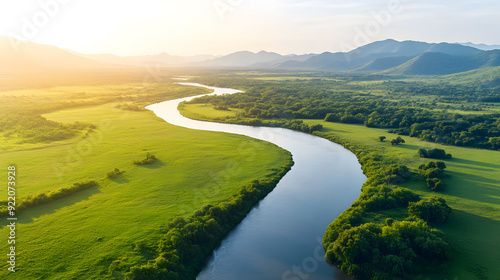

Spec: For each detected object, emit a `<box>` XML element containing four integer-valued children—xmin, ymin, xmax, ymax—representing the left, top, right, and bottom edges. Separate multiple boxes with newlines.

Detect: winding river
<box><xmin>146</xmin><ymin>83</ymin><xmax>366</xmax><ymax>280</ymax></box>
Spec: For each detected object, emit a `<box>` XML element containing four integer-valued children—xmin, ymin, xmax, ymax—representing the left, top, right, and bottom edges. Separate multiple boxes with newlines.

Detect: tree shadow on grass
<box><xmin>6</xmin><ymin>186</ymin><xmax>102</xmax><ymax>226</ymax></box>
<box><xmin>436</xmin><ymin>210</ymin><xmax>500</xmax><ymax>280</ymax></box>
<box><xmin>452</xmin><ymin>158</ymin><xmax>500</xmax><ymax>169</ymax></box>
<box><xmin>394</xmin><ymin>144</ymin><xmax>422</xmax><ymax>151</ymax></box>
<box><xmin>443</xmin><ymin>171</ymin><xmax>500</xmax><ymax>205</ymax></box>
<box><xmin>319</xmin><ymin>126</ymin><xmax>353</xmax><ymax>133</ymax></box>
<box><xmin>110</xmin><ymin>174</ymin><xmax>129</xmax><ymax>184</ymax></box>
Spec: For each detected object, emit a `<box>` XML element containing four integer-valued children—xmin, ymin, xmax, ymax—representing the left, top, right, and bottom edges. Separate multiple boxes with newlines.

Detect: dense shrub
<box><xmin>0</xmin><ymin>181</ymin><xmax>98</xmax><ymax>217</ymax></box>
<box><xmin>419</xmin><ymin>161</ymin><xmax>447</xmax><ymax>191</ymax></box>
<box><xmin>0</xmin><ymin>113</ymin><xmax>95</xmax><ymax>143</ymax></box>
<box><xmin>408</xmin><ymin>197</ymin><xmax>452</xmax><ymax>224</ymax></box>
<box><xmin>391</xmin><ymin>136</ymin><xmax>405</xmax><ymax>145</ymax></box>
<box><xmin>324</xmin><ymin>219</ymin><xmax>450</xmax><ymax>280</ymax></box>
<box><xmin>417</xmin><ymin>148</ymin><xmax>452</xmax><ymax>159</ymax></box>
<box><xmin>115</xmin><ymin>103</ymin><xmax>146</xmax><ymax>111</ymax></box>
<box><xmin>133</xmin><ymin>153</ymin><xmax>157</xmax><ymax>165</ymax></box>
<box><xmin>106</xmin><ymin>168</ymin><xmax>124</xmax><ymax>178</ymax></box>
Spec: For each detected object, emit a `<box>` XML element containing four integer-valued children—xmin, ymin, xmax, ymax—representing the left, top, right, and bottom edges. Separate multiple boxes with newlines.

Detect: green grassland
<box><xmin>0</xmin><ymin>85</ymin><xmax>291</xmax><ymax>279</ymax></box>
<box><xmin>178</xmin><ymin>103</ymin><xmax>244</xmax><ymax>122</ymax></box>
<box><xmin>180</xmin><ymin>102</ymin><xmax>500</xmax><ymax>280</ymax></box>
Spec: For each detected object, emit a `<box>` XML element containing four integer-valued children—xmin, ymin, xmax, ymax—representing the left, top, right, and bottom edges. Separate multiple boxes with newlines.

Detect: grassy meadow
<box><xmin>0</xmin><ymin>84</ymin><xmax>291</xmax><ymax>279</ymax></box>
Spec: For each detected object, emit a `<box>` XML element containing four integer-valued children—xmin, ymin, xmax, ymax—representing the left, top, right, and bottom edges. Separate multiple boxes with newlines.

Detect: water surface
<box><xmin>146</xmin><ymin>83</ymin><xmax>366</xmax><ymax>280</ymax></box>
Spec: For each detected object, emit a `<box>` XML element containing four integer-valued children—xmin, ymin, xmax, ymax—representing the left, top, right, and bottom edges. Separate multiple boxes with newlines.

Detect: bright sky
<box><xmin>1</xmin><ymin>0</ymin><xmax>499</xmax><ymax>56</ymax></box>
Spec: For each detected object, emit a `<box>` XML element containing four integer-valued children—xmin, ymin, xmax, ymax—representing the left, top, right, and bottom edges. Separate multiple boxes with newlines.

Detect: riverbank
<box><xmin>144</xmin><ymin>83</ymin><xmax>366</xmax><ymax>280</ymax></box>
<box><xmin>0</xmin><ymin>83</ymin><xmax>291</xmax><ymax>280</ymax></box>
<box><xmin>180</xmin><ymin>101</ymin><xmax>500</xmax><ymax>279</ymax></box>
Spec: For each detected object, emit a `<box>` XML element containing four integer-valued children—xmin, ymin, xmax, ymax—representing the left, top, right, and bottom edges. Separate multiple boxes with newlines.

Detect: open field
<box><xmin>0</xmin><ymin>87</ymin><xmax>291</xmax><ymax>279</ymax></box>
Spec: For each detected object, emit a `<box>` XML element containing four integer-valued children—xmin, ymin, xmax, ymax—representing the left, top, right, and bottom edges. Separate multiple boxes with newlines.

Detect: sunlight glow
<box><xmin>0</xmin><ymin>0</ymin><xmax>499</xmax><ymax>56</ymax></box>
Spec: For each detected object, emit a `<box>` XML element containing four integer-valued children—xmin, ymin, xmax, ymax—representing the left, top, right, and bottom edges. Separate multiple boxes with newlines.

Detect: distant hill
<box><xmin>194</xmin><ymin>51</ymin><xmax>314</xmax><ymax>68</ymax></box>
<box><xmin>0</xmin><ymin>36</ymin><xmax>109</xmax><ymax>76</ymax></box>
<box><xmin>384</xmin><ymin>50</ymin><xmax>500</xmax><ymax>75</ymax></box>
<box><xmin>276</xmin><ymin>39</ymin><xmax>481</xmax><ymax>71</ymax></box>
<box><xmin>441</xmin><ymin>66</ymin><xmax>500</xmax><ymax>87</ymax></box>
<box><xmin>0</xmin><ymin>36</ymin><xmax>153</xmax><ymax>90</ymax></box>
<box><xmin>2</xmin><ymin>36</ymin><xmax>498</xmax><ymax>80</ymax></box>
<box><xmin>458</xmin><ymin>42</ymin><xmax>500</xmax><ymax>51</ymax></box>
<box><xmin>355</xmin><ymin>56</ymin><xmax>415</xmax><ymax>71</ymax></box>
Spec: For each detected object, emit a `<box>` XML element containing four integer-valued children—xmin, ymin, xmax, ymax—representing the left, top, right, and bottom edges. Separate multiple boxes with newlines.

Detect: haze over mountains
<box><xmin>1</xmin><ymin>36</ymin><xmax>500</xmax><ymax>77</ymax></box>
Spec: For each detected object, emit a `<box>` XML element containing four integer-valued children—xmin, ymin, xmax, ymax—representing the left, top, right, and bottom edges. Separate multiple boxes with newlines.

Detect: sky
<box><xmin>0</xmin><ymin>0</ymin><xmax>499</xmax><ymax>56</ymax></box>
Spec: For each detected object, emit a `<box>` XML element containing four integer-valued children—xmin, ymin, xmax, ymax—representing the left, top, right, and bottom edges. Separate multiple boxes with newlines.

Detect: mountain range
<box><xmin>1</xmin><ymin>36</ymin><xmax>500</xmax><ymax>77</ymax></box>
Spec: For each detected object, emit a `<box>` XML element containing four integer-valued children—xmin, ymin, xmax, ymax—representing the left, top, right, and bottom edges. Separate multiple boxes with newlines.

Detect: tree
<box><xmin>391</xmin><ymin>136</ymin><xmax>405</xmax><ymax>145</ymax></box>
<box><xmin>488</xmin><ymin>137</ymin><xmax>500</xmax><ymax>150</ymax></box>
<box><xmin>417</xmin><ymin>148</ymin><xmax>428</xmax><ymax>158</ymax></box>
<box><xmin>379</xmin><ymin>136</ymin><xmax>386</xmax><ymax>142</ymax></box>
<box><xmin>436</xmin><ymin>161</ymin><xmax>446</xmax><ymax>169</ymax></box>
<box><xmin>426</xmin><ymin>178</ymin><xmax>444</xmax><ymax>191</ymax></box>
<box><xmin>408</xmin><ymin>197</ymin><xmax>452</xmax><ymax>224</ymax></box>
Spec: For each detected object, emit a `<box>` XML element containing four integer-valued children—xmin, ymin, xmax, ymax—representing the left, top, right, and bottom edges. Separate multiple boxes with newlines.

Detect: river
<box><xmin>146</xmin><ymin>82</ymin><xmax>366</xmax><ymax>280</ymax></box>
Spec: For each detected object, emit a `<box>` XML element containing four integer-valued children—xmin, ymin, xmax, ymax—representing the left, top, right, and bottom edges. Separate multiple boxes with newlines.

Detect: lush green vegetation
<box><xmin>0</xmin><ymin>114</ymin><xmax>95</xmax><ymax>143</ymax></box>
<box><xmin>115</xmin><ymin>103</ymin><xmax>147</xmax><ymax>111</ymax></box>
<box><xmin>0</xmin><ymin>181</ymin><xmax>98</xmax><ymax>217</ymax></box>
<box><xmin>418</xmin><ymin>161</ymin><xmax>448</xmax><ymax>191</ymax></box>
<box><xmin>0</xmin><ymin>80</ymin><xmax>292</xmax><ymax>280</ymax></box>
<box><xmin>314</xmin><ymin>133</ymin><xmax>451</xmax><ymax>280</ymax></box>
<box><xmin>0</xmin><ymin>80</ymin><xmax>212</xmax><ymax>151</ymax></box>
<box><xmin>180</xmin><ymin>72</ymin><xmax>500</xmax><ymax>280</ymax></box>
<box><xmin>133</xmin><ymin>152</ymin><xmax>157</xmax><ymax>165</ymax></box>
<box><xmin>417</xmin><ymin>148</ymin><xmax>452</xmax><ymax>159</ymax></box>
<box><xmin>309</xmin><ymin>121</ymin><xmax>500</xmax><ymax>280</ymax></box>
<box><xmin>188</xmin><ymin>74</ymin><xmax>500</xmax><ymax>150</ymax></box>
<box><xmin>106</xmin><ymin>168</ymin><xmax>125</xmax><ymax>179</ymax></box>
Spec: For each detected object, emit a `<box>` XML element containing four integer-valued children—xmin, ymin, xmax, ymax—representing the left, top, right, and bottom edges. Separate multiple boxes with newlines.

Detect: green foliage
<box><xmin>379</xmin><ymin>136</ymin><xmax>386</xmax><ymax>142</ymax></box>
<box><xmin>0</xmin><ymin>181</ymin><xmax>98</xmax><ymax>217</ymax></box>
<box><xmin>190</xmin><ymin>75</ymin><xmax>500</xmax><ymax>150</ymax></box>
<box><xmin>419</xmin><ymin>161</ymin><xmax>447</xmax><ymax>191</ymax></box>
<box><xmin>115</xmin><ymin>103</ymin><xmax>146</xmax><ymax>111</ymax></box>
<box><xmin>418</xmin><ymin>148</ymin><xmax>452</xmax><ymax>159</ymax></box>
<box><xmin>324</xmin><ymin>219</ymin><xmax>450</xmax><ymax>280</ymax></box>
<box><xmin>391</xmin><ymin>136</ymin><xmax>405</xmax><ymax>145</ymax></box>
<box><xmin>426</xmin><ymin>178</ymin><xmax>445</xmax><ymax>191</ymax></box>
<box><xmin>0</xmin><ymin>113</ymin><xmax>95</xmax><ymax>143</ymax></box>
<box><xmin>106</xmin><ymin>168</ymin><xmax>125</xmax><ymax>179</ymax></box>
<box><xmin>408</xmin><ymin>197</ymin><xmax>452</xmax><ymax>224</ymax></box>
<box><xmin>316</xmin><ymin>133</ymin><xmax>451</xmax><ymax>279</ymax></box>
<box><xmin>133</xmin><ymin>153</ymin><xmax>157</xmax><ymax>165</ymax></box>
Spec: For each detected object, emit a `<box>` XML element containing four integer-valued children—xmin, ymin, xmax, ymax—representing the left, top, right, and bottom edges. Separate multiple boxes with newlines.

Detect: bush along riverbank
<box><xmin>109</xmin><ymin>157</ymin><xmax>293</xmax><ymax>280</ymax></box>
<box><xmin>315</xmin><ymin>132</ymin><xmax>452</xmax><ymax>280</ymax></box>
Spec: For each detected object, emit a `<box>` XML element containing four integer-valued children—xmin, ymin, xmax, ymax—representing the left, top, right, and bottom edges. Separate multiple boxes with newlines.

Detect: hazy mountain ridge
<box><xmin>1</xmin><ymin>36</ymin><xmax>499</xmax><ymax>76</ymax></box>
<box><xmin>0</xmin><ymin>36</ymin><xmax>110</xmax><ymax>76</ymax></box>
<box><xmin>275</xmin><ymin>39</ymin><xmax>483</xmax><ymax>72</ymax></box>
<box><xmin>458</xmin><ymin>42</ymin><xmax>500</xmax><ymax>51</ymax></box>
<box><xmin>384</xmin><ymin>50</ymin><xmax>500</xmax><ymax>75</ymax></box>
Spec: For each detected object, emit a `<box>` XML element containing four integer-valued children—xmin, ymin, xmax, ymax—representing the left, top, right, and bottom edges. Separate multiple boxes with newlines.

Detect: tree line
<box><xmin>187</xmin><ymin>77</ymin><xmax>500</xmax><ymax>150</ymax></box>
